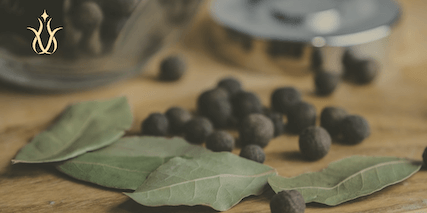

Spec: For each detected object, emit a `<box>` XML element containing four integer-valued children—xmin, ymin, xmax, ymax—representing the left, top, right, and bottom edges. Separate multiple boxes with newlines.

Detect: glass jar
<box><xmin>0</xmin><ymin>0</ymin><xmax>203</xmax><ymax>91</ymax></box>
<box><xmin>208</xmin><ymin>0</ymin><xmax>400</xmax><ymax>78</ymax></box>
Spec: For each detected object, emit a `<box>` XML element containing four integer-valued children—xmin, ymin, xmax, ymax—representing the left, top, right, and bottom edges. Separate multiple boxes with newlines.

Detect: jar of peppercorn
<box><xmin>0</xmin><ymin>0</ymin><xmax>202</xmax><ymax>91</ymax></box>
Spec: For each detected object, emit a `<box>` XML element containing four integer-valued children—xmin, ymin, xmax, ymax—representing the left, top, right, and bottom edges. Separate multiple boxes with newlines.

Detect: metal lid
<box><xmin>210</xmin><ymin>0</ymin><xmax>400</xmax><ymax>47</ymax></box>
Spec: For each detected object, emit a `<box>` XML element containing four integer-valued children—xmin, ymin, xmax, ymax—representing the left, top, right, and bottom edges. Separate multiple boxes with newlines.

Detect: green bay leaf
<box><xmin>268</xmin><ymin>156</ymin><xmax>422</xmax><ymax>206</ymax></box>
<box><xmin>56</xmin><ymin>136</ymin><xmax>210</xmax><ymax>190</ymax></box>
<box><xmin>12</xmin><ymin>96</ymin><xmax>133</xmax><ymax>164</ymax></box>
<box><xmin>125</xmin><ymin>152</ymin><xmax>277</xmax><ymax>211</ymax></box>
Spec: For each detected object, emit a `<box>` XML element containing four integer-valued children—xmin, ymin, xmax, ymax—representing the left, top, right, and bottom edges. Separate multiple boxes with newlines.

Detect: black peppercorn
<box><xmin>271</xmin><ymin>87</ymin><xmax>302</xmax><ymax>114</ymax></box>
<box><xmin>264</xmin><ymin>110</ymin><xmax>284</xmax><ymax>137</ymax></box>
<box><xmin>340</xmin><ymin>115</ymin><xmax>370</xmax><ymax>144</ymax></box>
<box><xmin>270</xmin><ymin>190</ymin><xmax>306</xmax><ymax>213</ymax></box>
<box><xmin>232</xmin><ymin>91</ymin><xmax>263</xmax><ymax>119</ymax></box>
<box><xmin>311</xmin><ymin>48</ymin><xmax>323</xmax><ymax>72</ymax></box>
<box><xmin>342</xmin><ymin>49</ymin><xmax>356</xmax><ymax>68</ymax></box>
<box><xmin>197</xmin><ymin>88</ymin><xmax>232</xmax><ymax>128</ymax></box>
<box><xmin>141</xmin><ymin>113</ymin><xmax>169</xmax><ymax>136</ymax></box>
<box><xmin>239</xmin><ymin>145</ymin><xmax>265</xmax><ymax>163</ymax></box>
<box><xmin>70</xmin><ymin>2</ymin><xmax>104</xmax><ymax>33</ymax></box>
<box><xmin>320</xmin><ymin>106</ymin><xmax>348</xmax><ymax>137</ymax></box>
<box><xmin>343</xmin><ymin>49</ymin><xmax>379</xmax><ymax>85</ymax></box>
<box><xmin>299</xmin><ymin>126</ymin><xmax>331</xmax><ymax>161</ymax></box>
<box><xmin>352</xmin><ymin>59</ymin><xmax>379</xmax><ymax>85</ymax></box>
<box><xmin>287</xmin><ymin>102</ymin><xmax>316</xmax><ymax>134</ymax></box>
<box><xmin>239</xmin><ymin>114</ymin><xmax>274</xmax><ymax>148</ymax></box>
<box><xmin>165</xmin><ymin>107</ymin><xmax>192</xmax><ymax>134</ymax></box>
<box><xmin>217</xmin><ymin>77</ymin><xmax>242</xmax><ymax>97</ymax></box>
<box><xmin>184</xmin><ymin>117</ymin><xmax>214</xmax><ymax>144</ymax></box>
<box><xmin>206</xmin><ymin>131</ymin><xmax>235</xmax><ymax>152</ymax></box>
<box><xmin>314</xmin><ymin>71</ymin><xmax>340</xmax><ymax>96</ymax></box>
<box><xmin>423</xmin><ymin>147</ymin><xmax>427</xmax><ymax>166</ymax></box>
<box><xmin>227</xmin><ymin>115</ymin><xmax>239</xmax><ymax>129</ymax></box>
<box><xmin>159</xmin><ymin>55</ymin><xmax>186</xmax><ymax>81</ymax></box>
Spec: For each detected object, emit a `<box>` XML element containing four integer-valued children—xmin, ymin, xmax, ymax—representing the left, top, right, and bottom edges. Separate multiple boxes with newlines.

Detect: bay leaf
<box><xmin>12</xmin><ymin>96</ymin><xmax>133</xmax><ymax>164</ymax></box>
<box><xmin>56</xmin><ymin>136</ymin><xmax>210</xmax><ymax>190</ymax></box>
<box><xmin>125</xmin><ymin>152</ymin><xmax>277</xmax><ymax>211</ymax></box>
<box><xmin>268</xmin><ymin>156</ymin><xmax>422</xmax><ymax>206</ymax></box>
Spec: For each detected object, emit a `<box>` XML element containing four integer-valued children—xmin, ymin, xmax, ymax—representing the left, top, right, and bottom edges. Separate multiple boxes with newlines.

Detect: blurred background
<box><xmin>1</xmin><ymin>0</ymin><xmax>427</xmax><ymax>139</ymax></box>
<box><xmin>1</xmin><ymin>1</ymin><xmax>427</xmax><ymax>212</ymax></box>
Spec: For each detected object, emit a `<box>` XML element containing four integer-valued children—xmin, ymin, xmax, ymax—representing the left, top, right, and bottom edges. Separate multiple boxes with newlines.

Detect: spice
<box><xmin>270</xmin><ymin>190</ymin><xmax>306</xmax><ymax>213</ymax></box>
<box><xmin>69</xmin><ymin>2</ymin><xmax>104</xmax><ymax>33</ymax></box>
<box><xmin>342</xmin><ymin>49</ymin><xmax>356</xmax><ymax>68</ymax></box>
<box><xmin>141</xmin><ymin>113</ymin><xmax>169</xmax><ymax>136</ymax></box>
<box><xmin>159</xmin><ymin>55</ymin><xmax>187</xmax><ymax>81</ymax></box>
<box><xmin>311</xmin><ymin>48</ymin><xmax>323</xmax><ymax>72</ymax></box>
<box><xmin>217</xmin><ymin>77</ymin><xmax>242</xmax><ymax>97</ymax></box>
<box><xmin>184</xmin><ymin>117</ymin><xmax>214</xmax><ymax>144</ymax></box>
<box><xmin>352</xmin><ymin>59</ymin><xmax>379</xmax><ymax>85</ymax></box>
<box><xmin>320</xmin><ymin>106</ymin><xmax>348</xmax><ymax>137</ymax></box>
<box><xmin>343</xmin><ymin>49</ymin><xmax>379</xmax><ymax>85</ymax></box>
<box><xmin>299</xmin><ymin>126</ymin><xmax>331</xmax><ymax>161</ymax></box>
<box><xmin>239</xmin><ymin>114</ymin><xmax>274</xmax><ymax>148</ymax></box>
<box><xmin>264</xmin><ymin>110</ymin><xmax>284</xmax><ymax>137</ymax></box>
<box><xmin>314</xmin><ymin>71</ymin><xmax>339</xmax><ymax>96</ymax></box>
<box><xmin>197</xmin><ymin>88</ymin><xmax>232</xmax><ymax>128</ymax></box>
<box><xmin>226</xmin><ymin>116</ymin><xmax>239</xmax><ymax>129</ymax></box>
<box><xmin>271</xmin><ymin>87</ymin><xmax>301</xmax><ymax>114</ymax></box>
<box><xmin>69</xmin><ymin>1</ymin><xmax>104</xmax><ymax>55</ymax></box>
<box><xmin>340</xmin><ymin>115</ymin><xmax>370</xmax><ymax>144</ymax></box>
<box><xmin>287</xmin><ymin>101</ymin><xmax>316</xmax><ymax>134</ymax></box>
<box><xmin>239</xmin><ymin>145</ymin><xmax>265</xmax><ymax>163</ymax></box>
<box><xmin>232</xmin><ymin>91</ymin><xmax>263</xmax><ymax>119</ymax></box>
<box><xmin>206</xmin><ymin>131</ymin><xmax>235</xmax><ymax>152</ymax></box>
<box><xmin>165</xmin><ymin>107</ymin><xmax>192</xmax><ymax>134</ymax></box>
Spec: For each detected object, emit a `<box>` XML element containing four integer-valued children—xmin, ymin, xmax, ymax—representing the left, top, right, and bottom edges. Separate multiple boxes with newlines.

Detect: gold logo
<box><xmin>27</xmin><ymin>10</ymin><xmax>63</xmax><ymax>55</ymax></box>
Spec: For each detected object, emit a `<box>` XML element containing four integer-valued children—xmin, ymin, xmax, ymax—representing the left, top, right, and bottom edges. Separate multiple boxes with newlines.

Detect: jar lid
<box><xmin>210</xmin><ymin>0</ymin><xmax>400</xmax><ymax>47</ymax></box>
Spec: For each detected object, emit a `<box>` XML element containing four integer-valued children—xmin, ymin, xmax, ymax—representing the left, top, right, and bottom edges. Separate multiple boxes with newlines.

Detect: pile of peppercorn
<box><xmin>0</xmin><ymin>0</ymin><xmax>141</xmax><ymax>57</ymax></box>
<box><xmin>142</xmin><ymin>56</ymin><xmax>371</xmax><ymax>165</ymax></box>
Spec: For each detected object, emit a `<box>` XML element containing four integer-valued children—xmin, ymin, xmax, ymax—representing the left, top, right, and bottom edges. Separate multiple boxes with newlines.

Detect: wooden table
<box><xmin>1</xmin><ymin>1</ymin><xmax>427</xmax><ymax>212</ymax></box>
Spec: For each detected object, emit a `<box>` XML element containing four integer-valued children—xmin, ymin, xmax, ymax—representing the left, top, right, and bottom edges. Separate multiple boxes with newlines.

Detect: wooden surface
<box><xmin>1</xmin><ymin>1</ymin><xmax>427</xmax><ymax>212</ymax></box>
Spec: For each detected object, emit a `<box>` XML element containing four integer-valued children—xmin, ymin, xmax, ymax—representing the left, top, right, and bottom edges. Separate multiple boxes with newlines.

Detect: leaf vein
<box><xmin>69</xmin><ymin>160</ymin><xmax>151</xmax><ymax>174</ymax></box>
<box><xmin>282</xmin><ymin>160</ymin><xmax>410</xmax><ymax>191</ymax></box>
<box><xmin>138</xmin><ymin>169</ymin><xmax>276</xmax><ymax>194</ymax></box>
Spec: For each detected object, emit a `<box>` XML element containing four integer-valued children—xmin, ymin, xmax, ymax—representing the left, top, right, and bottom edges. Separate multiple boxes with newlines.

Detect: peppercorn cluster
<box><xmin>310</xmin><ymin>48</ymin><xmax>380</xmax><ymax>97</ymax></box>
<box><xmin>140</xmin><ymin>77</ymin><xmax>269</xmax><ymax>163</ymax></box>
<box><xmin>140</xmin><ymin>76</ymin><xmax>372</xmax><ymax>166</ymax></box>
<box><xmin>0</xmin><ymin>0</ymin><xmax>143</xmax><ymax>56</ymax></box>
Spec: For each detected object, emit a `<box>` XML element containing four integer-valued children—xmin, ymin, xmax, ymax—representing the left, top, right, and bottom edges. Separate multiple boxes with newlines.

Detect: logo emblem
<box><xmin>27</xmin><ymin>10</ymin><xmax>63</xmax><ymax>55</ymax></box>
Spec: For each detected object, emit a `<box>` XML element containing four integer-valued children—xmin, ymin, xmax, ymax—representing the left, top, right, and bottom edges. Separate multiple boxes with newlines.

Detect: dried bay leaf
<box><xmin>268</xmin><ymin>156</ymin><xmax>422</xmax><ymax>206</ymax></box>
<box><xmin>12</xmin><ymin>96</ymin><xmax>133</xmax><ymax>164</ymax></box>
<box><xmin>125</xmin><ymin>152</ymin><xmax>277</xmax><ymax>211</ymax></box>
<box><xmin>56</xmin><ymin>136</ymin><xmax>210</xmax><ymax>190</ymax></box>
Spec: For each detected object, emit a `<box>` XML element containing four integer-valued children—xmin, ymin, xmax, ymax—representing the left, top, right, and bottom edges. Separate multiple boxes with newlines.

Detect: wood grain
<box><xmin>1</xmin><ymin>0</ymin><xmax>427</xmax><ymax>212</ymax></box>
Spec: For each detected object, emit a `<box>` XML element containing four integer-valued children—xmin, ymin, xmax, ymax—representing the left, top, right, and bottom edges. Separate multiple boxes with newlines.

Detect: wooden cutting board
<box><xmin>1</xmin><ymin>0</ymin><xmax>427</xmax><ymax>212</ymax></box>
